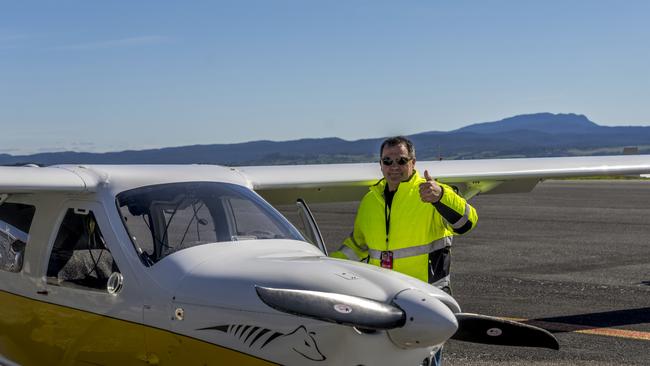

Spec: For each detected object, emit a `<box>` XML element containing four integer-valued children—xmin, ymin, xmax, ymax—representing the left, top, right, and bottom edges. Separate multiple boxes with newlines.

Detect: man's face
<box><xmin>380</xmin><ymin>143</ymin><xmax>415</xmax><ymax>190</ymax></box>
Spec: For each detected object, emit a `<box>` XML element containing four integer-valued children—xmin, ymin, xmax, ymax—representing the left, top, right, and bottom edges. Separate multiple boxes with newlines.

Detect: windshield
<box><xmin>116</xmin><ymin>182</ymin><xmax>304</xmax><ymax>265</ymax></box>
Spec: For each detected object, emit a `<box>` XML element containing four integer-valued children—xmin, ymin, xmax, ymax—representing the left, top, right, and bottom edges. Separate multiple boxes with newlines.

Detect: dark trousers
<box><xmin>428</xmin><ymin>246</ymin><xmax>451</xmax><ymax>293</ymax></box>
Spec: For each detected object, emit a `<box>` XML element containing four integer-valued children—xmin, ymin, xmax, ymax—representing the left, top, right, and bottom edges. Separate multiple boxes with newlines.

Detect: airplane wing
<box><xmin>2</xmin><ymin>155</ymin><xmax>649</xmax><ymax>202</ymax></box>
<box><xmin>0</xmin><ymin>166</ymin><xmax>91</xmax><ymax>193</ymax></box>
<box><xmin>235</xmin><ymin>155</ymin><xmax>650</xmax><ymax>204</ymax></box>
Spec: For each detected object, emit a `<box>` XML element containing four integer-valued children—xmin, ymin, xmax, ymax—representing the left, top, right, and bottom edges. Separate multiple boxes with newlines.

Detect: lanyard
<box><xmin>384</xmin><ymin>187</ymin><xmax>396</xmax><ymax>245</ymax></box>
<box><xmin>384</xmin><ymin>200</ymin><xmax>390</xmax><ymax>237</ymax></box>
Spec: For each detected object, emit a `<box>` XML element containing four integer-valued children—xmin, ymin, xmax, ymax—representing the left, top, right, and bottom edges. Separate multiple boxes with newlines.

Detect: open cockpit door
<box><xmin>295</xmin><ymin>198</ymin><xmax>327</xmax><ymax>256</ymax></box>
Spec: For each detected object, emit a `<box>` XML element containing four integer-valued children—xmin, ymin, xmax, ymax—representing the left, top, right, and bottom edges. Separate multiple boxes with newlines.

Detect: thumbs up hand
<box><xmin>419</xmin><ymin>170</ymin><xmax>442</xmax><ymax>203</ymax></box>
<box><xmin>424</xmin><ymin>170</ymin><xmax>433</xmax><ymax>181</ymax></box>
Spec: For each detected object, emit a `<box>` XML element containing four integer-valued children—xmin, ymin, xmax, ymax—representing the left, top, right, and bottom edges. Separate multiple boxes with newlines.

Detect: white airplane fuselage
<box><xmin>5</xmin><ymin>155</ymin><xmax>648</xmax><ymax>364</ymax></box>
<box><xmin>0</xmin><ymin>165</ymin><xmax>459</xmax><ymax>365</ymax></box>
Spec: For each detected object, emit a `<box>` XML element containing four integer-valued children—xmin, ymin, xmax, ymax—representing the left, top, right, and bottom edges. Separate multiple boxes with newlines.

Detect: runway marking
<box><xmin>505</xmin><ymin>317</ymin><xmax>650</xmax><ymax>341</ymax></box>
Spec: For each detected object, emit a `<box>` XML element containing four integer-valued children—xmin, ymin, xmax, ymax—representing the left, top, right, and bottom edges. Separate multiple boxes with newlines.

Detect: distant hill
<box><xmin>454</xmin><ymin>113</ymin><xmax>601</xmax><ymax>134</ymax></box>
<box><xmin>2</xmin><ymin>113</ymin><xmax>650</xmax><ymax>166</ymax></box>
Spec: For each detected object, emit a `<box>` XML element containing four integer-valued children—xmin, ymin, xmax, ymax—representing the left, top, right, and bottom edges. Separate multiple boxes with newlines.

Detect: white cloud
<box><xmin>56</xmin><ymin>35</ymin><xmax>172</xmax><ymax>50</ymax></box>
<box><xmin>0</xmin><ymin>33</ymin><xmax>30</xmax><ymax>43</ymax></box>
<box><xmin>0</xmin><ymin>33</ymin><xmax>31</xmax><ymax>50</ymax></box>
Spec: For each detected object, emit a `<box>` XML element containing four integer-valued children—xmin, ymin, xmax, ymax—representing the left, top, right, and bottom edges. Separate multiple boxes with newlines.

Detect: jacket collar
<box><xmin>370</xmin><ymin>170</ymin><xmax>421</xmax><ymax>197</ymax></box>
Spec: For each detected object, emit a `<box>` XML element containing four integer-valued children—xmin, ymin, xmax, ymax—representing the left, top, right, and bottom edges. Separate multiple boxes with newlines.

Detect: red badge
<box><xmin>380</xmin><ymin>251</ymin><xmax>394</xmax><ymax>269</ymax></box>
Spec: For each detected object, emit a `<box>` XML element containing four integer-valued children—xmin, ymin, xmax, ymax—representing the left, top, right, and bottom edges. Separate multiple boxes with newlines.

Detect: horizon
<box><xmin>1</xmin><ymin>112</ymin><xmax>646</xmax><ymax>157</ymax></box>
<box><xmin>2</xmin><ymin>1</ymin><xmax>649</xmax><ymax>155</ymax></box>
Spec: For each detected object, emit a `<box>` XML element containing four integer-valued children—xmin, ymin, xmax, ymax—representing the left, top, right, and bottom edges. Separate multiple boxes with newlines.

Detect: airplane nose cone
<box><xmin>387</xmin><ymin>289</ymin><xmax>458</xmax><ymax>349</ymax></box>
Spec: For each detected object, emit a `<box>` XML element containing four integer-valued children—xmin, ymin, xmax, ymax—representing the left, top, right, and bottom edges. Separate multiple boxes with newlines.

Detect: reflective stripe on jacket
<box><xmin>331</xmin><ymin>170</ymin><xmax>478</xmax><ymax>282</ymax></box>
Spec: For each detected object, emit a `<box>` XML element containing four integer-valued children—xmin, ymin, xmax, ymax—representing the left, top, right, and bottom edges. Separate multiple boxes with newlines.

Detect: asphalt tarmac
<box><xmin>280</xmin><ymin>180</ymin><xmax>650</xmax><ymax>366</ymax></box>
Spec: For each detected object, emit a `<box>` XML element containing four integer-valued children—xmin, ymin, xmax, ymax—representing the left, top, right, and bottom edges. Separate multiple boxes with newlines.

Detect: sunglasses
<box><xmin>381</xmin><ymin>156</ymin><xmax>411</xmax><ymax>166</ymax></box>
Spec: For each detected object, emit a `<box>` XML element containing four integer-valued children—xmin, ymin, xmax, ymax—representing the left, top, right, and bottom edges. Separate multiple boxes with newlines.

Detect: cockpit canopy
<box><xmin>117</xmin><ymin>182</ymin><xmax>304</xmax><ymax>265</ymax></box>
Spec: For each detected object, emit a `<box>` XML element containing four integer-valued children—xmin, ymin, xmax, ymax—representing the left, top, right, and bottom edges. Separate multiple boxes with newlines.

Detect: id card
<box><xmin>380</xmin><ymin>251</ymin><xmax>394</xmax><ymax>269</ymax></box>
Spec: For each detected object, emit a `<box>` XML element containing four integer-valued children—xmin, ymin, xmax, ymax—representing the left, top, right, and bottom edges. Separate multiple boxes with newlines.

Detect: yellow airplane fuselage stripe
<box><xmin>0</xmin><ymin>291</ymin><xmax>275</xmax><ymax>366</ymax></box>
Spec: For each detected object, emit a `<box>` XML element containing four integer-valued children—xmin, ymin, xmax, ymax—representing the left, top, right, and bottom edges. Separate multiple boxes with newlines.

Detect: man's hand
<box><xmin>419</xmin><ymin>170</ymin><xmax>442</xmax><ymax>203</ymax></box>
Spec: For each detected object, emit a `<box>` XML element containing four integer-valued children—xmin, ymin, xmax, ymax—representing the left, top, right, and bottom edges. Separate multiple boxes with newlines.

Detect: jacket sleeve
<box><xmin>432</xmin><ymin>184</ymin><xmax>478</xmax><ymax>234</ymax></box>
<box><xmin>330</xmin><ymin>219</ymin><xmax>369</xmax><ymax>262</ymax></box>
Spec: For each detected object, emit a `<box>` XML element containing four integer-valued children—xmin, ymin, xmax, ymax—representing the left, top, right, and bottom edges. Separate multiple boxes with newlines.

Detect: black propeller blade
<box><xmin>255</xmin><ymin>286</ymin><xmax>406</xmax><ymax>330</ymax></box>
<box><xmin>451</xmin><ymin>313</ymin><xmax>560</xmax><ymax>350</ymax></box>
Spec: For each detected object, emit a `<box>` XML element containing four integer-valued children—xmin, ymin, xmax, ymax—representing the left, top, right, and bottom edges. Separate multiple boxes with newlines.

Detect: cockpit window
<box><xmin>47</xmin><ymin>209</ymin><xmax>120</xmax><ymax>290</ymax></box>
<box><xmin>116</xmin><ymin>182</ymin><xmax>304</xmax><ymax>265</ymax></box>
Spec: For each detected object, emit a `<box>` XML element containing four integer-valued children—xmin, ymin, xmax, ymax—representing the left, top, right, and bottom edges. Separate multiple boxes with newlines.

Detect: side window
<box><xmin>47</xmin><ymin>208</ymin><xmax>120</xmax><ymax>291</ymax></box>
<box><xmin>0</xmin><ymin>202</ymin><xmax>35</xmax><ymax>273</ymax></box>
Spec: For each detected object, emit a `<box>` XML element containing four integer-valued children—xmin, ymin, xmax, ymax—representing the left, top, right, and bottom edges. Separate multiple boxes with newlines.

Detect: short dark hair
<box><xmin>380</xmin><ymin>136</ymin><xmax>415</xmax><ymax>160</ymax></box>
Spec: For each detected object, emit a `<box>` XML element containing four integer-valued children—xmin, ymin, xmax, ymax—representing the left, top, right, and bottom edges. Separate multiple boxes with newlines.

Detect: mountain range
<box><xmin>2</xmin><ymin>113</ymin><xmax>649</xmax><ymax>166</ymax></box>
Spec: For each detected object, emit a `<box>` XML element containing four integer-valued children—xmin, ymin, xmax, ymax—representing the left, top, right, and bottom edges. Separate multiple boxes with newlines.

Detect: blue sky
<box><xmin>1</xmin><ymin>1</ymin><xmax>649</xmax><ymax>155</ymax></box>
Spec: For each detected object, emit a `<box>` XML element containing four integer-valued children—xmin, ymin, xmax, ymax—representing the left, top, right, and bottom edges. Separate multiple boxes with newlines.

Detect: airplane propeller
<box><xmin>255</xmin><ymin>286</ymin><xmax>406</xmax><ymax>330</ymax></box>
<box><xmin>255</xmin><ymin>286</ymin><xmax>559</xmax><ymax>350</ymax></box>
<box><xmin>450</xmin><ymin>313</ymin><xmax>559</xmax><ymax>350</ymax></box>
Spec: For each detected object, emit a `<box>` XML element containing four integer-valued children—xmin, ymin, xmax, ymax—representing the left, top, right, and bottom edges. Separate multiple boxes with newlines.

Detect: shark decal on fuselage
<box><xmin>200</xmin><ymin>324</ymin><xmax>326</xmax><ymax>362</ymax></box>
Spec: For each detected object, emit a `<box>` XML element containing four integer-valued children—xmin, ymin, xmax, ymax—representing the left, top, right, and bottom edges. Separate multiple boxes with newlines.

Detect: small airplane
<box><xmin>1</xmin><ymin>155</ymin><xmax>649</xmax><ymax>365</ymax></box>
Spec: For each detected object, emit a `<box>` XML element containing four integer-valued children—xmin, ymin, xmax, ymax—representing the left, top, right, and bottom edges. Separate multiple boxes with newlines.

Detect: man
<box><xmin>331</xmin><ymin>136</ymin><xmax>478</xmax><ymax>365</ymax></box>
<box><xmin>331</xmin><ymin>135</ymin><xmax>478</xmax><ymax>292</ymax></box>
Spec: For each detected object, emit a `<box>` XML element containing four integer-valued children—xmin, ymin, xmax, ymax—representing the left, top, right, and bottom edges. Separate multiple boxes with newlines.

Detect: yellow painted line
<box><xmin>504</xmin><ymin>317</ymin><xmax>650</xmax><ymax>342</ymax></box>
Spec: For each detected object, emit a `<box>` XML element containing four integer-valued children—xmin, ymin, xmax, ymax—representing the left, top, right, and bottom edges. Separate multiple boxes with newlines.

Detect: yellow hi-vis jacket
<box><xmin>331</xmin><ymin>170</ymin><xmax>478</xmax><ymax>282</ymax></box>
